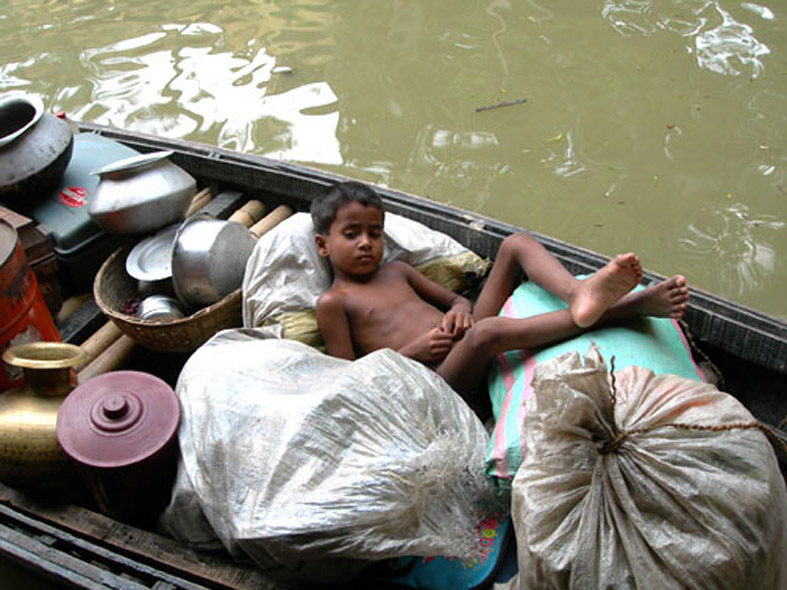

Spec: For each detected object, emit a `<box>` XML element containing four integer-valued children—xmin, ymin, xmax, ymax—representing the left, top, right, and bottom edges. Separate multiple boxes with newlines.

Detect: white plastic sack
<box><xmin>507</xmin><ymin>346</ymin><xmax>787</xmax><ymax>590</ymax></box>
<box><xmin>167</xmin><ymin>329</ymin><xmax>494</xmax><ymax>573</ymax></box>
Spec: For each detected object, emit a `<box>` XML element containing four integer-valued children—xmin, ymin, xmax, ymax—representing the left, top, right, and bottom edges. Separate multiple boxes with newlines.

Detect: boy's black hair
<box><xmin>310</xmin><ymin>181</ymin><xmax>384</xmax><ymax>234</ymax></box>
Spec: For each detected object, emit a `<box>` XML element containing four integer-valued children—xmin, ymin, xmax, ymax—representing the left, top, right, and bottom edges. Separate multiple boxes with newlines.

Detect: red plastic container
<box><xmin>56</xmin><ymin>370</ymin><xmax>181</xmax><ymax>527</ymax></box>
<box><xmin>0</xmin><ymin>218</ymin><xmax>60</xmax><ymax>391</ymax></box>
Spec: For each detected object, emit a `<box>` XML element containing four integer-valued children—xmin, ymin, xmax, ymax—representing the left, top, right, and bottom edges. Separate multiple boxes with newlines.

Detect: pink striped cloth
<box><xmin>484</xmin><ymin>281</ymin><xmax>703</xmax><ymax>487</ymax></box>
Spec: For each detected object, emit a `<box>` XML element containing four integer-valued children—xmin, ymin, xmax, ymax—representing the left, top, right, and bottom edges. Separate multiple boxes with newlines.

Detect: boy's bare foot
<box><xmin>626</xmin><ymin>275</ymin><xmax>689</xmax><ymax>319</ymax></box>
<box><xmin>570</xmin><ymin>253</ymin><xmax>643</xmax><ymax>327</ymax></box>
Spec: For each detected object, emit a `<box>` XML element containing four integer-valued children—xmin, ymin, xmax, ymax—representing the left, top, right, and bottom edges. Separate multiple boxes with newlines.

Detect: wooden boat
<box><xmin>1</xmin><ymin>122</ymin><xmax>785</xmax><ymax>589</ymax></box>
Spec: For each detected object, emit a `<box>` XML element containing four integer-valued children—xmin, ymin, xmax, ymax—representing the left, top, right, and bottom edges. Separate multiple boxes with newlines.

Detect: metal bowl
<box><xmin>171</xmin><ymin>214</ymin><xmax>257</xmax><ymax>307</ymax></box>
<box><xmin>137</xmin><ymin>295</ymin><xmax>185</xmax><ymax>321</ymax></box>
<box><xmin>87</xmin><ymin>151</ymin><xmax>196</xmax><ymax>235</ymax></box>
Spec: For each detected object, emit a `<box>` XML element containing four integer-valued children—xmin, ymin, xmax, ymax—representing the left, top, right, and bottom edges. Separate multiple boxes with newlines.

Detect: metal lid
<box><xmin>90</xmin><ymin>150</ymin><xmax>173</xmax><ymax>177</ymax></box>
<box><xmin>56</xmin><ymin>371</ymin><xmax>180</xmax><ymax>469</ymax></box>
<box><xmin>126</xmin><ymin>223</ymin><xmax>179</xmax><ymax>281</ymax></box>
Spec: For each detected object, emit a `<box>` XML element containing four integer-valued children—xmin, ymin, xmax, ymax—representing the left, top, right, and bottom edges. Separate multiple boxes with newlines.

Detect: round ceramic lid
<box><xmin>57</xmin><ymin>371</ymin><xmax>180</xmax><ymax>469</ymax></box>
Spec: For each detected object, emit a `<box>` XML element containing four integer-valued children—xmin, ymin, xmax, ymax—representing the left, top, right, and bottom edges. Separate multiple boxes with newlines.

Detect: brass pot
<box><xmin>0</xmin><ymin>341</ymin><xmax>87</xmax><ymax>491</ymax></box>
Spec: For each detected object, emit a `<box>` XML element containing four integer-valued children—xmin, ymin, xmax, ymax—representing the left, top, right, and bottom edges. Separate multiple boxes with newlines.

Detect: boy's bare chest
<box><xmin>343</xmin><ymin>278</ymin><xmax>418</xmax><ymax>322</ymax></box>
<box><xmin>341</xmin><ymin>269</ymin><xmax>432</xmax><ymax>330</ymax></box>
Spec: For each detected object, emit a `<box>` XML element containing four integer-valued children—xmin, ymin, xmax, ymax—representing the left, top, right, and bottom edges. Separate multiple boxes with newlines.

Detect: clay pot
<box><xmin>0</xmin><ymin>95</ymin><xmax>73</xmax><ymax>202</ymax></box>
<box><xmin>0</xmin><ymin>342</ymin><xmax>87</xmax><ymax>491</ymax></box>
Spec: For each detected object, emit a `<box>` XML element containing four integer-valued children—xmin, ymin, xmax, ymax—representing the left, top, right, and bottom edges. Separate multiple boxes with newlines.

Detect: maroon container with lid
<box><xmin>56</xmin><ymin>370</ymin><xmax>180</xmax><ymax>527</ymax></box>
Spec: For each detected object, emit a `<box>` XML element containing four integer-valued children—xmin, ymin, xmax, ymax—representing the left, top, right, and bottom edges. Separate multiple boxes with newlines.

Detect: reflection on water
<box><xmin>0</xmin><ymin>0</ymin><xmax>785</xmax><ymax>318</ymax></box>
<box><xmin>694</xmin><ymin>2</ymin><xmax>770</xmax><ymax>77</ymax></box>
<box><xmin>602</xmin><ymin>0</ymin><xmax>770</xmax><ymax>77</ymax></box>
<box><xmin>680</xmin><ymin>202</ymin><xmax>783</xmax><ymax>298</ymax></box>
<box><xmin>66</xmin><ymin>17</ymin><xmax>341</xmax><ymax>163</ymax></box>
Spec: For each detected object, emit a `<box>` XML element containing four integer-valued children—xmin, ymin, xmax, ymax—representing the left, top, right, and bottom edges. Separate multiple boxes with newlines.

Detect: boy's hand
<box><xmin>401</xmin><ymin>327</ymin><xmax>454</xmax><ymax>364</ymax></box>
<box><xmin>442</xmin><ymin>307</ymin><xmax>474</xmax><ymax>338</ymax></box>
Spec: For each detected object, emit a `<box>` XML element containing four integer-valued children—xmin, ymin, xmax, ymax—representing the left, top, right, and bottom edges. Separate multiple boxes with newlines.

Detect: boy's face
<box><xmin>316</xmin><ymin>201</ymin><xmax>384</xmax><ymax>279</ymax></box>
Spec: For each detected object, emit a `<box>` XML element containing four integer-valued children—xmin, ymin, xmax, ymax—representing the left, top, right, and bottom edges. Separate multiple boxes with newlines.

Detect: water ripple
<box><xmin>678</xmin><ymin>203</ymin><xmax>783</xmax><ymax>297</ymax></box>
<box><xmin>693</xmin><ymin>3</ymin><xmax>770</xmax><ymax>77</ymax></box>
<box><xmin>601</xmin><ymin>0</ymin><xmax>771</xmax><ymax>77</ymax></box>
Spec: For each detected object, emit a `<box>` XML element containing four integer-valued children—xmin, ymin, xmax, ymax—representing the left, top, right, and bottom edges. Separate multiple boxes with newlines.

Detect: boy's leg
<box><xmin>474</xmin><ymin>233</ymin><xmax>644</xmax><ymax>327</ymax></box>
<box><xmin>473</xmin><ymin>233</ymin><xmax>579</xmax><ymax>320</ymax></box>
<box><xmin>440</xmin><ymin>275</ymin><xmax>689</xmax><ymax>407</ymax></box>
<box><xmin>437</xmin><ymin>310</ymin><xmax>582</xmax><ymax>410</ymax></box>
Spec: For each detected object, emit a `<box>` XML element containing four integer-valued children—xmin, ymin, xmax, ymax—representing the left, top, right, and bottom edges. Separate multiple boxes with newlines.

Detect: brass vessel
<box><xmin>0</xmin><ymin>342</ymin><xmax>87</xmax><ymax>490</ymax></box>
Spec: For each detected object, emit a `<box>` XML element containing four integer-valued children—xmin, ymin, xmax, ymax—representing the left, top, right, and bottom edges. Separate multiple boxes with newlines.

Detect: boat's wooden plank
<box><xmin>0</xmin><ymin>483</ymin><xmax>285</xmax><ymax>590</ymax></box>
<box><xmin>1</xmin><ymin>519</ymin><xmax>151</xmax><ymax>589</ymax></box>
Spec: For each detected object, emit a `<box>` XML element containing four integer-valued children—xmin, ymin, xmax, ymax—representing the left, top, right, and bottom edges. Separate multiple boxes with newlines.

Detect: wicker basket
<box><xmin>94</xmin><ymin>245</ymin><xmax>242</xmax><ymax>353</ymax></box>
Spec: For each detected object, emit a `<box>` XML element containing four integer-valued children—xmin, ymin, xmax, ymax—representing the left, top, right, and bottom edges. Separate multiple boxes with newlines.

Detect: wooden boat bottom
<box><xmin>0</xmin><ymin>481</ymin><xmax>278</xmax><ymax>590</ymax></box>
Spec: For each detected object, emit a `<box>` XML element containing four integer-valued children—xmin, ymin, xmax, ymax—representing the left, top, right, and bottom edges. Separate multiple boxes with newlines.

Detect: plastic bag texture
<box><xmin>167</xmin><ymin>329</ymin><xmax>493</xmax><ymax>571</ymax></box>
<box><xmin>508</xmin><ymin>346</ymin><xmax>787</xmax><ymax>590</ymax></box>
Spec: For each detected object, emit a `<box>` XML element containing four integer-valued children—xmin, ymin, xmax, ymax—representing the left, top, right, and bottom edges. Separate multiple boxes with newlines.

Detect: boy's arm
<box><xmin>316</xmin><ymin>291</ymin><xmax>356</xmax><ymax>360</ymax></box>
<box><xmin>397</xmin><ymin>262</ymin><xmax>474</xmax><ymax>337</ymax></box>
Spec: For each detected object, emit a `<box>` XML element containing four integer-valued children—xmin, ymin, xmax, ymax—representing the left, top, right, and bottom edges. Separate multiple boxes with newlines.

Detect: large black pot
<box><xmin>0</xmin><ymin>95</ymin><xmax>73</xmax><ymax>202</ymax></box>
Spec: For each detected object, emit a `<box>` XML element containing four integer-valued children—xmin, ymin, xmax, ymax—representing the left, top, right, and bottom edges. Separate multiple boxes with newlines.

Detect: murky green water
<box><xmin>1</xmin><ymin>0</ymin><xmax>785</xmax><ymax>319</ymax></box>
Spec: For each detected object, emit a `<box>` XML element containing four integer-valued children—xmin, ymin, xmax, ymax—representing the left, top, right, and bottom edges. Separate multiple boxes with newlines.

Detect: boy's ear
<box><xmin>315</xmin><ymin>233</ymin><xmax>329</xmax><ymax>258</ymax></box>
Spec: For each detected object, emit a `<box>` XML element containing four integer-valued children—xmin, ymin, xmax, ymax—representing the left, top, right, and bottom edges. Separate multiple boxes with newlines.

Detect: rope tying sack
<box><xmin>600</xmin><ymin>355</ymin><xmax>787</xmax><ymax>457</ymax></box>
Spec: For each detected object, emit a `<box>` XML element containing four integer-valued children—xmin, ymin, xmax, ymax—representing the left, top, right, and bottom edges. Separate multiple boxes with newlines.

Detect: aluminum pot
<box><xmin>171</xmin><ymin>213</ymin><xmax>257</xmax><ymax>307</ymax></box>
<box><xmin>137</xmin><ymin>294</ymin><xmax>185</xmax><ymax>321</ymax></box>
<box><xmin>87</xmin><ymin>151</ymin><xmax>196</xmax><ymax>235</ymax></box>
<box><xmin>0</xmin><ymin>95</ymin><xmax>73</xmax><ymax>202</ymax></box>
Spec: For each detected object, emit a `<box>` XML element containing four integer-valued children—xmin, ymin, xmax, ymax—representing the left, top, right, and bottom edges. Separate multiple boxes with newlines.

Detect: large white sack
<box><xmin>508</xmin><ymin>346</ymin><xmax>787</xmax><ymax>590</ymax></box>
<box><xmin>169</xmin><ymin>329</ymin><xmax>494</xmax><ymax>573</ymax></box>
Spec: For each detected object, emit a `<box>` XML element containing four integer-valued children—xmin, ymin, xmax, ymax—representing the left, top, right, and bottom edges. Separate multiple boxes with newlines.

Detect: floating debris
<box><xmin>475</xmin><ymin>98</ymin><xmax>527</xmax><ymax>113</ymax></box>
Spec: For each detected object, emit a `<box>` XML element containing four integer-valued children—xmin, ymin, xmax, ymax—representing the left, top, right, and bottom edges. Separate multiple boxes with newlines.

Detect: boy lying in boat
<box><xmin>312</xmin><ymin>181</ymin><xmax>689</xmax><ymax>415</ymax></box>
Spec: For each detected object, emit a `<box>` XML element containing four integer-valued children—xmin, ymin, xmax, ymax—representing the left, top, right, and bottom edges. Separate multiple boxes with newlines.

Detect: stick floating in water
<box><xmin>475</xmin><ymin>98</ymin><xmax>527</xmax><ymax>113</ymax></box>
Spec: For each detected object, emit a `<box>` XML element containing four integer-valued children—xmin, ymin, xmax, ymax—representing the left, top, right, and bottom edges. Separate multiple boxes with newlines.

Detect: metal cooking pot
<box><xmin>137</xmin><ymin>295</ymin><xmax>185</xmax><ymax>321</ymax></box>
<box><xmin>171</xmin><ymin>213</ymin><xmax>257</xmax><ymax>307</ymax></box>
<box><xmin>87</xmin><ymin>151</ymin><xmax>196</xmax><ymax>235</ymax></box>
<box><xmin>0</xmin><ymin>95</ymin><xmax>73</xmax><ymax>202</ymax></box>
<box><xmin>170</xmin><ymin>203</ymin><xmax>294</xmax><ymax>309</ymax></box>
